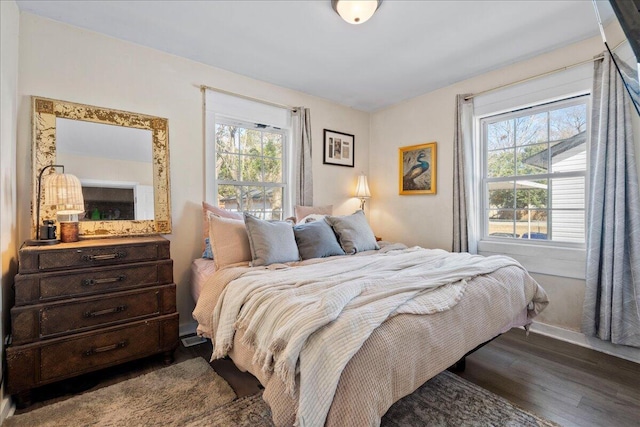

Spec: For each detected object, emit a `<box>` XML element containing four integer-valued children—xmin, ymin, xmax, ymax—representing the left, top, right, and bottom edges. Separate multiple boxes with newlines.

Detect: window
<box><xmin>481</xmin><ymin>95</ymin><xmax>589</xmax><ymax>244</ymax></box>
<box><xmin>214</xmin><ymin>118</ymin><xmax>287</xmax><ymax>220</ymax></box>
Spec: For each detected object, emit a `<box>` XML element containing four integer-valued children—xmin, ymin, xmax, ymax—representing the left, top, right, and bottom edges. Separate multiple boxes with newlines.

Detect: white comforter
<box><xmin>209</xmin><ymin>247</ymin><xmax>525</xmax><ymax>427</ymax></box>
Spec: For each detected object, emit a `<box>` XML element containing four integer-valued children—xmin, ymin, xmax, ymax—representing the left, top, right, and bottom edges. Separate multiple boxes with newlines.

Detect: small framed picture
<box><xmin>323</xmin><ymin>129</ymin><xmax>354</xmax><ymax>167</ymax></box>
<box><xmin>399</xmin><ymin>142</ymin><xmax>437</xmax><ymax>195</ymax></box>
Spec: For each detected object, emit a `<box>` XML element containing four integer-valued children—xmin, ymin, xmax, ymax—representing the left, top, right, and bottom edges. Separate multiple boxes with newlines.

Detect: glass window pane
<box><xmin>487</xmin><ymin>149</ymin><xmax>515</xmax><ymax>178</ymax></box>
<box><xmin>240</xmin><ymin>155</ymin><xmax>263</xmax><ymax>182</ymax></box>
<box><xmin>265</xmin><ymin>187</ymin><xmax>284</xmax><ymax>220</ymax></box>
<box><xmin>487</xmin><ymin>120</ymin><xmax>514</xmax><ymax>150</ymax></box>
<box><xmin>217</xmin><ymin>185</ymin><xmax>241</xmax><ymax>211</ymax></box>
<box><xmin>514</xmin><ymin>113</ymin><xmax>547</xmax><ymax>146</ymax></box>
<box><xmin>549</xmin><ymin>136</ymin><xmax>587</xmax><ymax>173</ymax></box>
<box><xmin>215</xmin><ymin>120</ymin><xmax>286</xmax><ymax>219</ymax></box>
<box><xmin>516</xmin><ymin>209</ymin><xmax>548</xmax><ymax>240</ymax></box>
<box><xmin>488</xmin><ymin>182</ymin><xmax>515</xmax><ymax>210</ymax></box>
<box><xmin>216</xmin><ymin>152</ymin><xmax>239</xmax><ymax>181</ymax></box>
<box><xmin>515</xmin><ymin>179</ymin><xmax>547</xmax><ymax>209</ymax></box>
<box><xmin>264</xmin><ymin>132</ymin><xmax>283</xmax><ymax>159</ymax></box>
<box><xmin>482</xmin><ymin>97</ymin><xmax>588</xmax><ymax>246</ymax></box>
<box><xmin>241</xmin><ymin>129</ymin><xmax>261</xmax><ymax>156</ymax></box>
<box><xmin>263</xmin><ymin>157</ymin><xmax>282</xmax><ymax>183</ymax></box>
<box><xmin>242</xmin><ymin>186</ymin><xmax>264</xmax><ymax>213</ymax></box>
<box><xmin>517</xmin><ymin>143</ymin><xmax>548</xmax><ymax>175</ymax></box>
<box><xmin>551</xmin><ymin>177</ymin><xmax>585</xmax><ymax>210</ymax></box>
<box><xmin>549</xmin><ymin>104</ymin><xmax>587</xmax><ymax>141</ymax></box>
<box><xmin>551</xmin><ymin>209</ymin><xmax>585</xmax><ymax>243</ymax></box>
<box><xmin>487</xmin><ymin>209</ymin><xmax>516</xmax><ymax>238</ymax></box>
<box><xmin>216</xmin><ymin>124</ymin><xmax>239</xmax><ymax>153</ymax></box>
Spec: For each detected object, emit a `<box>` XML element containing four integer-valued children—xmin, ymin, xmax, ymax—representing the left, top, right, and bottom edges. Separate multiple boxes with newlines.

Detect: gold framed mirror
<box><xmin>32</xmin><ymin>96</ymin><xmax>171</xmax><ymax>238</ymax></box>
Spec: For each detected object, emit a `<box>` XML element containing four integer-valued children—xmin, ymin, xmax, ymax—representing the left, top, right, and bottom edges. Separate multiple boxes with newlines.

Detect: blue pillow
<box><xmin>294</xmin><ymin>220</ymin><xmax>346</xmax><ymax>260</ymax></box>
<box><xmin>202</xmin><ymin>237</ymin><xmax>213</xmax><ymax>259</ymax></box>
<box><xmin>325</xmin><ymin>210</ymin><xmax>379</xmax><ymax>254</ymax></box>
<box><xmin>244</xmin><ymin>213</ymin><xmax>300</xmax><ymax>266</ymax></box>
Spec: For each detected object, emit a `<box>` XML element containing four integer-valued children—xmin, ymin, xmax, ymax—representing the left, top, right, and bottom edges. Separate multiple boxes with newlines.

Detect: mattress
<box><xmin>190</xmin><ymin>257</ymin><xmax>216</xmax><ymax>303</ymax></box>
<box><xmin>192</xmin><ymin>246</ymin><xmax>548</xmax><ymax>426</ymax></box>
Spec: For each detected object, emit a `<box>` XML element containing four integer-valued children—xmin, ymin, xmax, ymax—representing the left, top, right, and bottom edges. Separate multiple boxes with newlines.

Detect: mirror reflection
<box><xmin>56</xmin><ymin>118</ymin><xmax>155</xmax><ymax>221</ymax></box>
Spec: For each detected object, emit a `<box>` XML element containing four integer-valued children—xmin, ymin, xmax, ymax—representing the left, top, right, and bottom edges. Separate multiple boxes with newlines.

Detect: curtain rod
<box><xmin>198</xmin><ymin>84</ymin><xmax>297</xmax><ymax>112</ymax></box>
<box><xmin>464</xmin><ymin>40</ymin><xmax>627</xmax><ymax>101</ymax></box>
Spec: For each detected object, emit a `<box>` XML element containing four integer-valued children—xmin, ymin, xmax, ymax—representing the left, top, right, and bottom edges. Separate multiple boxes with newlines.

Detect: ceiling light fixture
<box><xmin>332</xmin><ymin>0</ymin><xmax>383</xmax><ymax>25</ymax></box>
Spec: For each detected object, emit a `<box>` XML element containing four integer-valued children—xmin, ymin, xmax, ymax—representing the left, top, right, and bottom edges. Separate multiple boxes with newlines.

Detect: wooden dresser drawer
<box><xmin>11</xmin><ymin>284</ymin><xmax>176</xmax><ymax>344</ymax></box>
<box><xmin>8</xmin><ymin>236</ymin><xmax>178</xmax><ymax>404</ymax></box>
<box><xmin>6</xmin><ymin>313</ymin><xmax>179</xmax><ymax>394</ymax></box>
<box><xmin>14</xmin><ymin>260</ymin><xmax>173</xmax><ymax>306</ymax></box>
<box><xmin>19</xmin><ymin>237</ymin><xmax>170</xmax><ymax>273</ymax></box>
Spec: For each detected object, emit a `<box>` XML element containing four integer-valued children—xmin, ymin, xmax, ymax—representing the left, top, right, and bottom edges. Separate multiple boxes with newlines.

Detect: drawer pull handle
<box><xmin>82</xmin><ymin>275</ymin><xmax>126</xmax><ymax>286</ymax></box>
<box><xmin>83</xmin><ymin>340</ymin><xmax>128</xmax><ymax>357</ymax></box>
<box><xmin>83</xmin><ymin>305</ymin><xmax>127</xmax><ymax>318</ymax></box>
<box><xmin>82</xmin><ymin>252</ymin><xmax>127</xmax><ymax>262</ymax></box>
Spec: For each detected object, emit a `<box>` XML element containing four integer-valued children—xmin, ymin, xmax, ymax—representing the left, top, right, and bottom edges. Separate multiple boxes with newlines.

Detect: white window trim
<box><xmin>203</xmin><ymin>88</ymin><xmax>293</xmax><ymax>218</ymax></box>
<box><xmin>209</xmin><ymin>116</ymin><xmax>290</xmax><ymax>218</ymax></box>
<box><xmin>479</xmin><ymin>96</ymin><xmax>589</xmax><ymax>246</ymax></box>
<box><xmin>474</xmin><ymin>94</ymin><xmax>591</xmax><ymax>279</ymax></box>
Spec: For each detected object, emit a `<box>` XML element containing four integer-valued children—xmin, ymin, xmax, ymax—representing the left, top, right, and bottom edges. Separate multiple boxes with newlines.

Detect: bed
<box><xmin>192</xmin><ymin>208</ymin><xmax>549</xmax><ymax>427</ymax></box>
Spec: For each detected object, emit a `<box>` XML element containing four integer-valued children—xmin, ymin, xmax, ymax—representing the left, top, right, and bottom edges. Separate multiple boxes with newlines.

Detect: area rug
<box><xmin>4</xmin><ymin>358</ymin><xmax>557</xmax><ymax>427</ymax></box>
<box><xmin>3</xmin><ymin>358</ymin><xmax>236</xmax><ymax>427</ymax></box>
<box><xmin>191</xmin><ymin>370</ymin><xmax>557</xmax><ymax>427</ymax></box>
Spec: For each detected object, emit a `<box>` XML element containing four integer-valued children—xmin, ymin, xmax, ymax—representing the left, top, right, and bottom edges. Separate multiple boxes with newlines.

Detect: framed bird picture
<box><xmin>399</xmin><ymin>142</ymin><xmax>437</xmax><ymax>195</ymax></box>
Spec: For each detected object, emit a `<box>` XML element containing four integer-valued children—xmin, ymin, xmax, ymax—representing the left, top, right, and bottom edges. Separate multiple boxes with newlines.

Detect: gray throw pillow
<box><xmin>244</xmin><ymin>213</ymin><xmax>300</xmax><ymax>266</ymax></box>
<box><xmin>294</xmin><ymin>220</ymin><xmax>346</xmax><ymax>260</ymax></box>
<box><xmin>325</xmin><ymin>210</ymin><xmax>379</xmax><ymax>254</ymax></box>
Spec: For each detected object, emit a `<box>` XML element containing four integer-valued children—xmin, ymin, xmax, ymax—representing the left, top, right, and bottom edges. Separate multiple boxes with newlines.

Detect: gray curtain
<box><xmin>293</xmin><ymin>107</ymin><xmax>313</xmax><ymax>206</ymax></box>
<box><xmin>453</xmin><ymin>94</ymin><xmax>475</xmax><ymax>253</ymax></box>
<box><xmin>582</xmin><ymin>51</ymin><xmax>640</xmax><ymax>347</ymax></box>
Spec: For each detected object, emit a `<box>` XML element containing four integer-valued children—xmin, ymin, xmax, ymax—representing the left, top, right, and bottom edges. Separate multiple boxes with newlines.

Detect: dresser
<box><xmin>6</xmin><ymin>236</ymin><xmax>179</xmax><ymax>406</ymax></box>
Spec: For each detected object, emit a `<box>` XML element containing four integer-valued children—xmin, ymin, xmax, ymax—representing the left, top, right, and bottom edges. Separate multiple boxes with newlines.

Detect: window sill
<box><xmin>477</xmin><ymin>240</ymin><xmax>586</xmax><ymax>279</ymax></box>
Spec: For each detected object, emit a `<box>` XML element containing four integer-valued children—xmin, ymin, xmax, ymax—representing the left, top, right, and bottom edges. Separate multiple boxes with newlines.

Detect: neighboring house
<box><xmin>523</xmin><ymin>131</ymin><xmax>587</xmax><ymax>242</ymax></box>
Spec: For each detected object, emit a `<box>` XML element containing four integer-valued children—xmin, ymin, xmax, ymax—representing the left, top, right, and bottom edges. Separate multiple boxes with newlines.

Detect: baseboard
<box><xmin>179</xmin><ymin>320</ymin><xmax>198</xmax><ymax>337</ymax></box>
<box><xmin>529</xmin><ymin>321</ymin><xmax>640</xmax><ymax>364</ymax></box>
<box><xmin>0</xmin><ymin>395</ymin><xmax>15</xmax><ymax>424</ymax></box>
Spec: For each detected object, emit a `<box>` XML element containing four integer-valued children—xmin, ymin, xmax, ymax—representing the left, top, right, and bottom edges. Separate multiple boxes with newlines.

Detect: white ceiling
<box><xmin>16</xmin><ymin>1</ymin><xmax>615</xmax><ymax>112</ymax></box>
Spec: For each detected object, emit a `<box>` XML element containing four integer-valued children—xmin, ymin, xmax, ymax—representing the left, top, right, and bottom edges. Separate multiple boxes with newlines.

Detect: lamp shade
<box><xmin>42</xmin><ymin>172</ymin><xmax>85</xmax><ymax>215</ymax></box>
<box><xmin>355</xmin><ymin>174</ymin><xmax>371</xmax><ymax>198</ymax></box>
<box><xmin>332</xmin><ymin>0</ymin><xmax>382</xmax><ymax>25</ymax></box>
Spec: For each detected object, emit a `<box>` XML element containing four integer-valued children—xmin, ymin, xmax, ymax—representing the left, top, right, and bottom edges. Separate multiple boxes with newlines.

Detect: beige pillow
<box><xmin>207</xmin><ymin>213</ymin><xmax>251</xmax><ymax>269</ymax></box>
<box><xmin>294</xmin><ymin>205</ymin><xmax>333</xmax><ymax>223</ymax></box>
<box><xmin>202</xmin><ymin>202</ymin><xmax>242</xmax><ymax>250</ymax></box>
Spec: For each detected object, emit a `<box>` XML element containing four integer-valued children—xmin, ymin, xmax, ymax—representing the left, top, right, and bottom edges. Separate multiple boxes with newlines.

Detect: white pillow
<box><xmin>298</xmin><ymin>214</ymin><xmax>327</xmax><ymax>224</ymax></box>
<box><xmin>294</xmin><ymin>205</ymin><xmax>333</xmax><ymax>223</ymax></box>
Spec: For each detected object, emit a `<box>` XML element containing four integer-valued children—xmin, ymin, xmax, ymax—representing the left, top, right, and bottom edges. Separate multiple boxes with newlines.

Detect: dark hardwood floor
<box><xmin>12</xmin><ymin>329</ymin><xmax>640</xmax><ymax>427</ymax></box>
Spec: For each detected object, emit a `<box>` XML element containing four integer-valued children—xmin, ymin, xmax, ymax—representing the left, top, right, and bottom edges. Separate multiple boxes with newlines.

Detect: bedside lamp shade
<box><xmin>28</xmin><ymin>164</ymin><xmax>85</xmax><ymax>245</ymax></box>
<box><xmin>42</xmin><ymin>172</ymin><xmax>85</xmax><ymax>215</ymax></box>
<box><xmin>355</xmin><ymin>173</ymin><xmax>371</xmax><ymax>210</ymax></box>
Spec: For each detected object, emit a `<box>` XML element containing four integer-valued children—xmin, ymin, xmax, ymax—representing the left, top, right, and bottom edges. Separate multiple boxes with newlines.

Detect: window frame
<box><xmin>212</xmin><ymin>115</ymin><xmax>289</xmax><ymax>220</ymax></box>
<box><xmin>479</xmin><ymin>94</ymin><xmax>590</xmax><ymax>249</ymax></box>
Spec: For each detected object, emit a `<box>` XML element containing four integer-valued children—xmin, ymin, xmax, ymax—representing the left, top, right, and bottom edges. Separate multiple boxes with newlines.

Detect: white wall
<box><xmin>16</xmin><ymin>13</ymin><xmax>370</xmax><ymax>329</ymax></box>
<box><xmin>57</xmin><ymin>153</ymin><xmax>153</xmax><ymax>186</ymax></box>
<box><xmin>0</xmin><ymin>0</ymin><xmax>20</xmax><ymax>420</ymax></box>
<box><xmin>370</xmin><ymin>24</ymin><xmax>640</xmax><ymax>347</ymax></box>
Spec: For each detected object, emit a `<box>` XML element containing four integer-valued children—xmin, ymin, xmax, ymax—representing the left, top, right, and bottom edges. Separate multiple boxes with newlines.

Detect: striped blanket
<box><xmin>207</xmin><ymin>247</ymin><xmax>524</xmax><ymax>427</ymax></box>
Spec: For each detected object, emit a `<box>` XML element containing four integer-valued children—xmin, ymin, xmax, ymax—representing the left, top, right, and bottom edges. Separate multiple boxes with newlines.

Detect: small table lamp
<box><xmin>27</xmin><ymin>164</ymin><xmax>85</xmax><ymax>245</ymax></box>
<box><xmin>355</xmin><ymin>173</ymin><xmax>371</xmax><ymax>211</ymax></box>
